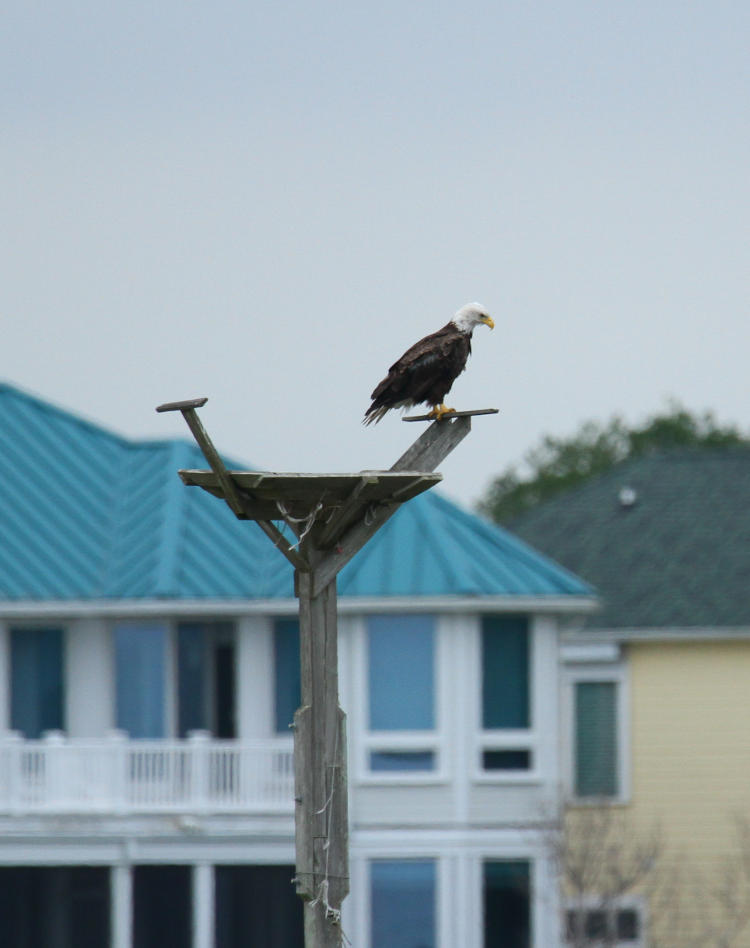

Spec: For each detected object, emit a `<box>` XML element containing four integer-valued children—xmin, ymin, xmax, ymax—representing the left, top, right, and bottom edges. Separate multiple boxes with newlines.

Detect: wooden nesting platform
<box><xmin>160</xmin><ymin>396</ymin><xmax>496</xmax><ymax>571</ymax></box>
<box><xmin>178</xmin><ymin>469</ymin><xmax>441</xmax><ymax>550</ymax></box>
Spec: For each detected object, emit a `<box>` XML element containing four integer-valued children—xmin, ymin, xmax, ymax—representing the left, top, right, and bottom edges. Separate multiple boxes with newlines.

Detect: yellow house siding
<box><xmin>629</xmin><ymin>638</ymin><xmax>750</xmax><ymax>870</ymax></box>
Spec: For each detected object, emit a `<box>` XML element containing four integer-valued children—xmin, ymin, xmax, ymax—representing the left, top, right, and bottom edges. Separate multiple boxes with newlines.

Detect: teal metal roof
<box><xmin>0</xmin><ymin>383</ymin><xmax>591</xmax><ymax>603</ymax></box>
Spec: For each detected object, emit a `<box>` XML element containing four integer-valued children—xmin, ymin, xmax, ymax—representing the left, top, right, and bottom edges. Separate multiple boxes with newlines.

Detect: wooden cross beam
<box><xmin>156</xmin><ymin>399</ymin><xmax>496</xmax><ymax>948</ymax></box>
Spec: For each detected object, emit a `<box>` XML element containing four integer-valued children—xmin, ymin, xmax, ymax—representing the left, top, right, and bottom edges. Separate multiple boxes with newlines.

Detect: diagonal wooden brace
<box><xmin>156</xmin><ymin>398</ymin><xmax>309</xmax><ymax>571</ymax></box>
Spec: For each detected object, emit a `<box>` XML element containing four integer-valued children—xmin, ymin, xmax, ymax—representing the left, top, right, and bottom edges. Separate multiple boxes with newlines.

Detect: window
<box><xmin>482</xmin><ymin>616</ymin><xmax>529</xmax><ymax>728</ymax></box>
<box><xmin>369</xmin><ymin>751</ymin><xmax>435</xmax><ymax>772</ymax></box>
<box><xmin>565</xmin><ymin>905</ymin><xmax>642</xmax><ymax>945</ymax></box>
<box><xmin>114</xmin><ymin>622</ymin><xmax>167</xmax><ymax>738</ymax></box>
<box><xmin>274</xmin><ymin>619</ymin><xmax>301</xmax><ymax>733</ymax></box>
<box><xmin>370</xmin><ymin>860</ymin><xmax>436</xmax><ymax>948</ymax></box>
<box><xmin>574</xmin><ymin>681</ymin><xmax>618</xmax><ymax>798</ymax></box>
<box><xmin>367</xmin><ymin>615</ymin><xmax>437</xmax><ymax>773</ymax></box>
<box><xmin>483</xmin><ymin>860</ymin><xmax>530</xmax><ymax>948</ymax></box>
<box><xmin>177</xmin><ymin>621</ymin><xmax>236</xmax><ymax>737</ymax></box>
<box><xmin>10</xmin><ymin>627</ymin><xmax>64</xmax><ymax>737</ymax></box>
<box><xmin>480</xmin><ymin>616</ymin><xmax>532</xmax><ymax>772</ymax></box>
<box><xmin>482</xmin><ymin>750</ymin><xmax>531</xmax><ymax>771</ymax></box>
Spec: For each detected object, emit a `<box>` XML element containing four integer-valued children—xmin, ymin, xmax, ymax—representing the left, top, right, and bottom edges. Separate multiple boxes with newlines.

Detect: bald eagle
<box><xmin>363</xmin><ymin>302</ymin><xmax>494</xmax><ymax>425</ymax></box>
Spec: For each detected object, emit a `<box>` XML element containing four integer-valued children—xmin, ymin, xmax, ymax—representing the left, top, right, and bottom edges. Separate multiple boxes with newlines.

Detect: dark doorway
<box><xmin>215</xmin><ymin>865</ymin><xmax>303</xmax><ymax>948</ymax></box>
<box><xmin>10</xmin><ymin>627</ymin><xmax>64</xmax><ymax>737</ymax></box>
<box><xmin>177</xmin><ymin>622</ymin><xmax>236</xmax><ymax>738</ymax></box>
<box><xmin>0</xmin><ymin>866</ymin><xmax>109</xmax><ymax>948</ymax></box>
<box><xmin>133</xmin><ymin>865</ymin><xmax>191</xmax><ymax>948</ymax></box>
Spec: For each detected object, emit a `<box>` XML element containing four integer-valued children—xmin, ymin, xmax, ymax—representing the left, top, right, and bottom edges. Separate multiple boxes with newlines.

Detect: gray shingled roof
<box><xmin>510</xmin><ymin>448</ymin><xmax>750</xmax><ymax>629</ymax></box>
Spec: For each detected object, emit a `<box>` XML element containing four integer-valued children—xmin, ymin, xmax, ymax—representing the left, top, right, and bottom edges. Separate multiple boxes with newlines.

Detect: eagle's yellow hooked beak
<box><xmin>481</xmin><ymin>315</ymin><xmax>495</xmax><ymax>329</ymax></box>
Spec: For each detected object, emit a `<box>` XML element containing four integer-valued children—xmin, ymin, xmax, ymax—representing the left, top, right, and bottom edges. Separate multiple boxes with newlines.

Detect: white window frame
<box><xmin>353</xmin><ymin>613</ymin><xmax>448</xmax><ymax>785</ymax></box>
<box><xmin>562</xmin><ymin>655</ymin><xmax>630</xmax><ymax>804</ymax></box>
<box><xmin>473</xmin><ymin>614</ymin><xmax>556</xmax><ymax>785</ymax></box>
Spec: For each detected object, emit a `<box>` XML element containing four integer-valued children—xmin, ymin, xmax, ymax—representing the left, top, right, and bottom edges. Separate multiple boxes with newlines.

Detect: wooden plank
<box><xmin>256</xmin><ymin>519</ymin><xmax>310</xmax><ymax>572</ymax></box>
<box><xmin>155</xmin><ymin>397</ymin><xmax>209</xmax><ymax>413</ymax></box>
<box><xmin>312</xmin><ymin>421</ymin><xmax>467</xmax><ymax>596</ymax></box>
<box><xmin>402</xmin><ymin>407</ymin><xmax>499</xmax><ymax>421</ymax></box>
<box><xmin>312</xmin><ymin>502</ymin><xmax>399</xmax><ymax>597</ymax></box>
<box><xmin>221</xmin><ymin>471</ymin><xmax>416</xmax><ymax>501</ymax></box>
<box><xmin>388</xmin><ymin>473</ymin><xmax>440</xmax><ymax>501</ymax></box>
<box><xmin>390</xmin><ymin>415</ymin><xmax>472</xmax><ymax>474</ymax></box>
<box><xmin>172</xmin><ymin>409</ymin><xmax>246</xmax><ymax>517</ymax></box>
<box><xmin>176</xmin><ymin>475</ymin><xmax>298</xmax><ymax>522</ymax></box>
<box><xmin>313</xmin><ymin>473</ymin><xmax>441</xmax><ymax>549</ymax></box>
<box><xmin>178</xmin><ymin>470</ymin><xmax>440</xmax><ymax>524</ymax></box>
<box><xmin>295</xmin><ymin>572</ymin><xmax>348</xmax><ymax>946</ymax></box>
<box><xmin>314</xmin><ymin>475</ymin><xmax>372</xmax><ymax>550</ymax></box>
<box><xmin>293</xmin><ymin>704</ymin><xmax>314</xmax><ymax>898</ymax></box>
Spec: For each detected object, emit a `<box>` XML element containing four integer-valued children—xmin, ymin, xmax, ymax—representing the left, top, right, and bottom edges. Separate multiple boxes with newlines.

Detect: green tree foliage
<box><xmin>477</xmin><ymin>403</ymin><xmax>748</xmax><ymax>525</ymax></box>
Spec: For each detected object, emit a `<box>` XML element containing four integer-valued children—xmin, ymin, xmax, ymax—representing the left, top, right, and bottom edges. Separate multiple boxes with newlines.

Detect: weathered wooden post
<box><xmin>156</xmin><ymin>400</ymin><xmax>496</xmax><ymax>948</ymax></box>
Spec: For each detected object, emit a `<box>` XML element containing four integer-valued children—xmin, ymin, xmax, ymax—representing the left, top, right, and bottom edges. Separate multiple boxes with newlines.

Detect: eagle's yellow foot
<box><xmin>428</xmin><ymin>404</ymin><xmax>456</xmax><ymax>421</ymax></box>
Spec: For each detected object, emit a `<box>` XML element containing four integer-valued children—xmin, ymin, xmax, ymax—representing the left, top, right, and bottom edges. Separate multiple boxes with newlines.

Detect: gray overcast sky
<box><xmin>3</xmin><ymin>2</ymin><xmax>749</xmax><ymax>508</ymax></box>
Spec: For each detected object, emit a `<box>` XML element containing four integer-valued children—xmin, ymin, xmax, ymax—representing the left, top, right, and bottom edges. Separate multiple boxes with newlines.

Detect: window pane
<box><xmin>482</xmin><ymin>616</ymin><xmax>529</xmax><ymax>729</ymax></box>
<box><xmin>177</xmin><ymin>622</ymin><xmax>236</xmax><ymax>738</ymax></box>
<box><xmin>274</xmin><ymin>619</ymin><xmax>300</xmax><ymax>733</ymax></box>
<box><xmin>214</xmin><ymin>641</ymin><xmax>237</xmax><ymax>739</ymax></box>
<box><xmin>215</xmin><ymin>865</ymin><xmax>303</xmax><ymax>948</ymax></box>
<box><xmin>617</xmin><ymin>908</ymin><xmax>640</xmax><ymax>940</ymax></box>
<box><xmin>575</xmin><ymin>681</ymin><xmax>618</xmax><ymax>797</ymax></box>
<box><xmin>370</xmin><ymin>751</ymin><xmax>435</xmax><ymax>772</ymax></box>
<box><xmin>585</xmin><ymin>909</ymin><xmax>609</xmax><ymax>940</ymax></box>
<box><xmin>10</xmin><ymin>628</ymin><xmax>64</xmax><ymax>737</ymax></box>
<box><xmin>371</xmin><ymin>860</ymin><xmax>435</xmax><ymax>948</ymax></box>
<box><xmin>483</xmin><ymin>861</ymin><xmax>530</xmax><ymax>948</ymax></box>
<box><xmin>177</xmin><ymin>622</ymin><xmax>207</xmax><ymax>736</ymax></box>
<box><xmin>368</xmin><ymin>615</ymin><xmax>434</xmax><ymax>731</ymax></box>
<box><xmin>482</xmin><ymin>750</ymin><xmax>531</xmax><ymax>771</ymax></box>
<box><xmin>114</xmin><ymin>623</ymin><xmax>167</xmax><ymax>738</ymax></box>
<box><xmin>565</xmin><ymin>909</ymin><xmax>582</xmax><ymax>941</ymax></box>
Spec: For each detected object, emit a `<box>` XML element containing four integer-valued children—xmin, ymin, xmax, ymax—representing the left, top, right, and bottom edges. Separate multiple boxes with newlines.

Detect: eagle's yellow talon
<box><xmin>428</xmin><ymin>404</ymin><xmax>456</xmax><ymax>421</ymax></box>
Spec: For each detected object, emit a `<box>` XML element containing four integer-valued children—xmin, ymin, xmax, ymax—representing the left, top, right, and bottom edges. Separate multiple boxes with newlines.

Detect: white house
<box><xmin>0</xmin><ymin>383</ymin><xmax>595</xmax><ymax>948</ymax></box>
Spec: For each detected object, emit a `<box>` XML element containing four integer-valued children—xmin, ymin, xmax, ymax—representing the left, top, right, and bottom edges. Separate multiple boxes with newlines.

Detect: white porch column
<box><xmin>111</xmin><ymin>863</ymin><xmax>133</xmax><ymax>948</ymax></box>
<box><xmin>236</xmin><ymin>615</ymin><xmax>274</xmax><ymax>738</ymax></box>
<box><xmin>0</xmin><ymin>620</ymin><xmax>9</xmax><ymax>731</ymax></box>
<box><xmin>193</xmin><ymin>862</ymin><xmax>214</xmax><ymax>948</ymax></box>
<box><xmin>66</xmin><ymin>618</ymin><xmax>113</xmax><ymax>736</ymax></box>
<box><xmin>531</xmin><ymin>614</ymin><xmax>560</xmax><ymax>784</ymax></box>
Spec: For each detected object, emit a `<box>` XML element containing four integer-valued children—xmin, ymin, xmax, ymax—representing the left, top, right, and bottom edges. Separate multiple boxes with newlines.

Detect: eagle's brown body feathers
<box><xmin>363</xmin><ymin>297</ymin><xmax>499</xmax><ymax>425</ymax></box>
<box><xmin>364</xmin><ymin>322</ymin><xmax>472</xmax><ymax>425</ymax></box>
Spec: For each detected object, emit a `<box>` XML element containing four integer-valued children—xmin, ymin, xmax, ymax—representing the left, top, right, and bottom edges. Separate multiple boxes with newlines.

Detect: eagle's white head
<box><xmin>452</xmin><ymin>302</ymin><xmax>495</xmax><ymax>334</ymax></box>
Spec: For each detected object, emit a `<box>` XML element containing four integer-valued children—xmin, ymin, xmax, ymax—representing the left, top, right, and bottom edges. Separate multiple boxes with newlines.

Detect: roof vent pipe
<box><xmin>618</xmin><ymin>486</ymin><xmax>638</xmax><ymax>509</ymax></box>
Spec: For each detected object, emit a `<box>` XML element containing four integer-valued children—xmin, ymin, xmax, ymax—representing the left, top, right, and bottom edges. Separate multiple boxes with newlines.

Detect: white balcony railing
<box><xmin>0</xmin><ymin>732</ymin><xmax>294</xmax><ymax>815</ymax></box>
